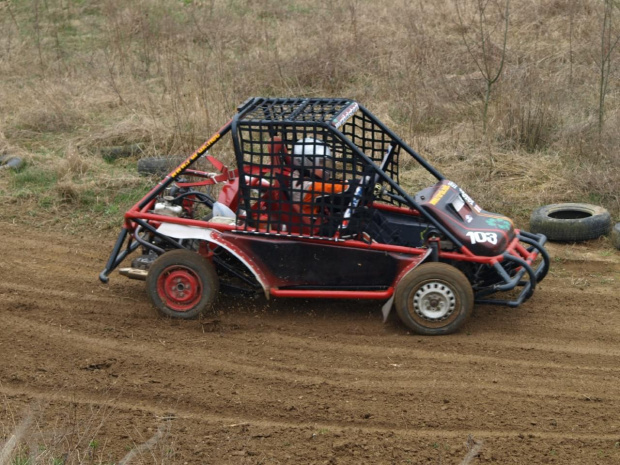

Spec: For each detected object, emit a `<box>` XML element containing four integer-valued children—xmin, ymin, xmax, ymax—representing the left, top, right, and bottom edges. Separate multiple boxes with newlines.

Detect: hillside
<box><xmin>0</xmin><ymin>0</ymin><xmax>618</xmax><ymax>229</ymax></box>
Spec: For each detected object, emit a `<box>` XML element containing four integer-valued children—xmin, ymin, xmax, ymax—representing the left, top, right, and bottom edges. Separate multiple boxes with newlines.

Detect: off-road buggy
<box><xmin>100</xmin><ymin>97</ymin><xmax>549</xmax><ymax>335</ymax></box>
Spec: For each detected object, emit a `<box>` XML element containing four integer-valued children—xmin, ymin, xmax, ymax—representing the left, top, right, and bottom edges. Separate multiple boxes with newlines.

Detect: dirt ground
<box><xmin>1</xmin><ymin>222</ymin><xmax>620</xmax><ymax>465</ymax></box>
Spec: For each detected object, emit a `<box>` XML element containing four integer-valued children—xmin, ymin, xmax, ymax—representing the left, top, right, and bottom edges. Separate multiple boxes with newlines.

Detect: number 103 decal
<box><xmin>466</xmin><ymin>231</ymin><xmax>498</xmax><ymax>245</ymax></box>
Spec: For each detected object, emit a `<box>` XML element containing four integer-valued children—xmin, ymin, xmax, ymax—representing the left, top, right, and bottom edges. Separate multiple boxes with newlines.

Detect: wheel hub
<box><xmin>157</xmin><ymin>266</ymin><xmax>202</xmax><ymax>311</ymax></box>
<box><xmin>413</xmin><ymin>282</ymin><xmax>456</xmax><ymax>321</ymax></box>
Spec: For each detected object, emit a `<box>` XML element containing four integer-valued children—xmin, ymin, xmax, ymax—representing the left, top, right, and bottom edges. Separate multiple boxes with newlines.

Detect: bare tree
<box><xmin>568</xmin><ymin>0</ymin><xmax>577</xmax><ymax>87</ymax></box>
<box><xmin>598</xmin><ymin>0</ymin><xmax>620</xmax><ymax>135</ymax></box>
<box><xmin>455</xmin><ymin>0</ymin><xmax>510</xmax><ymax>135</ymax></box>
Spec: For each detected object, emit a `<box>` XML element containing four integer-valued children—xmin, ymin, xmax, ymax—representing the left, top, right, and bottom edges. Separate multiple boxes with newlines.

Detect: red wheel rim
<box><xmin>156</xmin><ymin>266</ymin><xmax>202</xmax><ymax>312</ymax></box>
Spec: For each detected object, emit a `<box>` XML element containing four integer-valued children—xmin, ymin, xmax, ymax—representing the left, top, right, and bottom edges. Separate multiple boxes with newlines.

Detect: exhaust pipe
<box><xmin>119</xmin><ymin>267</ymin><xmax>148</xmax><ymax>281</ymax></box>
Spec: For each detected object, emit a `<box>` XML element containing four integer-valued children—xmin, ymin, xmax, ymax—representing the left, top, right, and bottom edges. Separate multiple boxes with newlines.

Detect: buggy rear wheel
<box><xmin>146</xmin><ymin>249</ymin><xmax>219</xmax><ymax>319</ymax></box>
<box><xmin>395</xmin><ymin>262</ymin><xmax>473</xmax><ymax>335</ymax></box>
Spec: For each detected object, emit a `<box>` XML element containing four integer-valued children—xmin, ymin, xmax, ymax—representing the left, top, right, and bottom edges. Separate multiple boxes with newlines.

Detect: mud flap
<box><xmin>382</xmin><ymin>248</ymin><xmax>432</xmax><ymax>322</ymax></box>
<box><xmin>382</xmin><ymin>296</ymin><xmax>395</xmax><ymax>322</ymax></box>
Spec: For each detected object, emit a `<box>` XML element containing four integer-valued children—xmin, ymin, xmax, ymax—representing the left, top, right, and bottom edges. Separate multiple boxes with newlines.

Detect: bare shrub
<box><xmin>568</xmin><ymin>111</ymin><xmax>620</xmax><ymax>212</ymax></box>
<box><xmin>494</xmin><ymin>81</ymin><xmax>558</xmax><ymax>152</ymax></box>
<box><xmin>1</xmin><ymin>0</ymin><xmax>620</xmax><ymax>218</ymax></box>
<box><xmin>455</xmin><ymin>0</ymin><xmax>510</xmax><ymax>134</ymax></box>
<box><xmin>56</xmin><ymin>145</ymin><xmax>92</xmax><ymax>180</ymax></box>
<box><xmin>574</xmin><ymin>158</ymin><xmax>620</xmax><ymax>210</ymax></box>
<box><xmin>55</xmin><ymin>179</ymin><xmax>84</xmax><ymax>203</ymax></box>
<box><xmin>11</xmin><ymin>107</ymin><xmax>82</xmax><ymax>135</ymax></box>
<box><xmin>77</xmin><ymin>115</ymin><xmax>174</xmax><ymax>156</ymax></box>
<box><xmin>0</xmin><ymin>395</ymin><xmax>178</xmax><ymax>465</ymax></box>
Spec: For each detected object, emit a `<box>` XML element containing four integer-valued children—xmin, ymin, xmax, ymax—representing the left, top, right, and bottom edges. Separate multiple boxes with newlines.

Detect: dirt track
<box><xmin>1</xmin><ymin>222</ymin><xmax>620</xmax><ymax>464</ymax></box>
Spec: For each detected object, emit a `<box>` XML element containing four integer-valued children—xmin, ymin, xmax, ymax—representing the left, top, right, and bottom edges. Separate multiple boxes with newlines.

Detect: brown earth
<box><xmin>1</xmin><ymin>222</ymin><xmax>620</xmax><ymax>464</ymax></box>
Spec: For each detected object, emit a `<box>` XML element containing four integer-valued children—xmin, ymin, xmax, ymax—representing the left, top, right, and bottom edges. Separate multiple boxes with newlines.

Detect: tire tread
<box><xmin>530</xmin><ymin>203</ymin><xmax>611</xmax><ymax>242</ymax></box>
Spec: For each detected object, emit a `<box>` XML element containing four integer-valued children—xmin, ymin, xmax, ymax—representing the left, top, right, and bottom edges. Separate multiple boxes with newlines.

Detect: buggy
<box><xmin>100</xmin><ymin>97</ymin><xmax>549</xmax><ymax>335</ymax></box>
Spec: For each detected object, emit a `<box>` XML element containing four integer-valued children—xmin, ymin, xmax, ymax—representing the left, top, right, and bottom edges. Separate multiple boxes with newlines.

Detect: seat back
<box><xmin>268</xmin><ymin>136</ymin><xmax>291</xmax><ymax>168</ymax></box>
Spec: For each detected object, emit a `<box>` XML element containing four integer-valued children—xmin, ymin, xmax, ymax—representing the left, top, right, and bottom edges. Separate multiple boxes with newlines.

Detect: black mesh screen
<box><xmin>235</xmin><ymin>122</ymin><xmax>371</xmax><ymax>238</ymax></box>
<box><xmin>240</xmin><ymin>98</ymin><xmax>354</xmax><ymax>125</ymax></box>
<box><xmin>340</xmin><ymin>111</ymin><xmax>403</xmax><ymax>207</ymax></box>
<box><xmin>233</xmin><ymin>98</ymin><xmax>404</xmax><ymax>239</ymax></box>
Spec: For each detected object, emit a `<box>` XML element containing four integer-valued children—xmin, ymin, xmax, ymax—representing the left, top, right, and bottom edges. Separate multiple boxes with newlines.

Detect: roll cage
<box><xmin>230</xmin><ymin>97</ymin><xmax>453</xmax><ymax>242</ymax></box>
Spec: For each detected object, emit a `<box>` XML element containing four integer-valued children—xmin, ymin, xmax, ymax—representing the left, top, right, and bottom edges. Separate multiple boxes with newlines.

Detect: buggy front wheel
<box><xmin>146</xmin><ymin>249</ymin><xmax>219</xmax><ymax>319</ymax></box>
<box><xmin>395</xmin><ymin>262</ymin><xmax>473</xmax><ymax>335</ymax></box>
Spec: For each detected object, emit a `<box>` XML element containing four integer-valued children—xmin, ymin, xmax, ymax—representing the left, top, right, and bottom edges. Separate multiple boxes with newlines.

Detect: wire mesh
<box><xmin>233</xmin><ymin>98</ymin><xmax>404</xmax><ymax>239</ymax></box>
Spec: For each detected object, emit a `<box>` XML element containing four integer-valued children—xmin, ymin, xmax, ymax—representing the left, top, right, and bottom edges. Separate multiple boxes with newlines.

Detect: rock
<box><xmin>0</xmin><ymin>156</ymin><xmax>24</xmax><ymax>171</ymax></box>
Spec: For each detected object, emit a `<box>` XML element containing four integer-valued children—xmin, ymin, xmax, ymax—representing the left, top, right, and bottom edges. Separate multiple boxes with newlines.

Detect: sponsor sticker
<box><xmin>170</xmin><ymin>133</ymin><xmax>221</xmax><ymax>178</ymax></box>
<box><xmin>330</xmin><ymin>102</ymin><xmax>359</xmax><ymax>129</ymax></box>
<box><xmin>429</xmin><ymin>184</ymin><xmax>450</xmax><ymax>205</ymax></box>
<box><xmin>485</xmin><ymin>217</ymin><xmax>513</xmax><ymax>230</ymax></box>
<box><xmin>448</xmin><ymin>181</ymin><xmax>481</xmax><ymax>213</ymax></box>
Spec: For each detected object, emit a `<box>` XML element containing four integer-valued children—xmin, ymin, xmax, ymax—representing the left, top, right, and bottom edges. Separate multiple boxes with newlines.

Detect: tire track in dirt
<box><xmin>2</xmin><ymin>225</ymin><xmax>620</xmax><ymax>463</ymax></box>
<box><xmin>3</xmin><ymin>312</ymin><xmax>620</xmax><ymax>392</ymax></box>
<box><xmin>2</xmin><ymin>310</ymin><xmax>618</xmax><ymax>439</ymax></box>
<box><xmin>3</xmin><ymin>384</ymin><xmax>620</xmax><ymax>443</ymax></box>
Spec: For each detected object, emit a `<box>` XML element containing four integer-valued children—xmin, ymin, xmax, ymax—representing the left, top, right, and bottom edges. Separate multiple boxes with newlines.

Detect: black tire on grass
<box><xmin>611</xmin><ymin>223</ymin><xmax>620</xmax><ymax>251</ymax></box>
<box><xmin>137</xmin><ymin>156</ymin><xmax>187</xmax><ymax>176</ymax></box>
<box><xmin>0</xmin><ymin>156</ymin><xmax>24</xmax><ymax>171</ymax></box>
<box><xmin>530</xmin><ymin>203</ymin><xmax>611</xmax><ymax>242</ymax></box>
<box><xmin>100</xmin><ymin>143</ymin><xmax>144</xmax><ymax>162</ymax></box>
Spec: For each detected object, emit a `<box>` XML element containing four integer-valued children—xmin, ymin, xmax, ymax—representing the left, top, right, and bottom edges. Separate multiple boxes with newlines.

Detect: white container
<box><xmin>154</xmin><ymin>202</ymin><xmax>183</xmax><ymax>217</ymax></box>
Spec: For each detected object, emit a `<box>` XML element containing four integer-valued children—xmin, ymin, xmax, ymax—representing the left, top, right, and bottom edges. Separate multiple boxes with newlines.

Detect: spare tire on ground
<box><xmin>530</xmin><ymin>203</ymin><xmax>611</xmax><ymax>242</ymax></box>
<box><xmin>137</xmin><ymin>156</ymin><xmax>187</xmax><ymax>176</ymax></box>
<box><xmin>612</xmin><ymin>223</ymin><xmax>620</xmax><ymax>250</ymax></box>
<box><xmin>100</xmin><ymin>143</ymin><xmax>144</xmax><ymax>162</ymax></box>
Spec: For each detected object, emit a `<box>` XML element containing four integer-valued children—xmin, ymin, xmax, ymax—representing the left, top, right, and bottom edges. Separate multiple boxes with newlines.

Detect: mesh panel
<box><xmin>340</xmin><ymin>111</ymin><xmax>403</xmax><ymax>207</ymax></box>
<box><xmin>240</xmin><ymin>98</ymin><xmax>354</xmax><ymax>124</ymax></box>
<box><xmin>236</xmin><ymin>122</ymin><xmax>372</xmax><ymax>238</ymax></box>
<box><xmin>234</xmin><ymin>98</ymin><xmax>404</xmax><ymax>238</ymax></box>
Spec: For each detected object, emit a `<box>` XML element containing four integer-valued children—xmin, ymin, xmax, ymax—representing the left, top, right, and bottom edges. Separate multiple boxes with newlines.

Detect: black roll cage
<box><xmin>230</xmin><ymin>97</ymin><xmax>464</xmax><ymax>249</ymax></box>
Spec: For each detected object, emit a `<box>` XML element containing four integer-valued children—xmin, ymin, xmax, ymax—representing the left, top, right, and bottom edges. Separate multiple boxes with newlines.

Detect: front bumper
<box><xmin>474</xmin><ymin>231</ymin><xmax>549</xmax><ymax>307</ymax></box>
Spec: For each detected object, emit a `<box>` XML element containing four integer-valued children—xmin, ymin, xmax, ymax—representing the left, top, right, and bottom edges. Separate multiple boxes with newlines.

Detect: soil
<box><xmin>1</xmin><ymin>222</ymin><xmax>620</xmax><ymax>464</ymax></box>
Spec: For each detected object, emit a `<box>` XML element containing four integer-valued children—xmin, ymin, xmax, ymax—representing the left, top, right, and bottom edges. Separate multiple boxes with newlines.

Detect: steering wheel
<box><xmin>338</xmin><ymin>143</ymin><xmax>395</xmax><ymax>234</ymax></box>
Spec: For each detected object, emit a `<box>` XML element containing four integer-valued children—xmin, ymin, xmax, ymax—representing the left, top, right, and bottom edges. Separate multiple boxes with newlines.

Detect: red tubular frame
<box><xmin>101</xmin><ymin>99</ymin><xmax>548</xmax><ymax>307</ymax></box>
<box><xmin>119</xmin><ymin>166</ymin><xmax>542</xmax><ymax>299</ymax></box>
<box><xmin>270</xmin><ymin>288</ymin><xmax>394</xmax><ymax>299</ymax></box>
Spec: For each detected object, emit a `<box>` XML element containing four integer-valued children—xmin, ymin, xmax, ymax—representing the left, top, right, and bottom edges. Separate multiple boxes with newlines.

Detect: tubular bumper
<box><xmin>474</xmin><ymin>231</ymin><xmax>549</xmax><ymax>307</ymax></box>
<box><xmin>99</xmin><ymin>228</ymin><xmax>141</xmax><ymax>283</ymax></box>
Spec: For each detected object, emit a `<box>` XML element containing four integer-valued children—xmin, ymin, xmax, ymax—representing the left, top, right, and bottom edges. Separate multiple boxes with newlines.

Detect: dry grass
<box><xmin>0</xmin><ymin>395</ymin><xmax>175</xmax><ymax>465</ymax></box>
<box><xmin>0</xmin><ymin>0</ymin><xmax>619</xmax><ymax>225</ymax></box>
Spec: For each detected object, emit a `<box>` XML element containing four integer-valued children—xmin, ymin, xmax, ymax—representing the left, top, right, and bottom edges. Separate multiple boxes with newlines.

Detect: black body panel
<box><xmin>416</xmin><ymin>181</ymin><xmax>516</xmax><ymax>256</ymax></box>
<box><xmin>366</xmin><ymin>209</ymin><xmax>434</xmax><ymax>247</ymax></box>
<box><xmin>224</xmin><ymin>233</ymin><xmax>406</xmax><ymax>289</ymax></box>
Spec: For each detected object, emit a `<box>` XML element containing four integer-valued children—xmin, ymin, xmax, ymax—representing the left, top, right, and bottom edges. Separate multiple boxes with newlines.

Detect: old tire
<box><xmin>395</xmin><ymin>262</ymin><xmax>473</xmax><ymax>336</ymax></box>
<box><xmin>0</xmin><ymin>156</ymin><xmax>24</xmax><ymax>171</ymax></box>
<box><xmin>137</xmin><ymin>156</ymin><xmax>186</xmax><ymax>176</ymax></box>
<box><xmin>146</xmin><ymin>249</ymin><xmax>219</xmax><ymax>319</ymax></box>
<box><xmin>612</xmin><ymin>223</ymin><xmax>620</xmax><ymax>250</ymax></box>
<box><xmin>530</xmin><ymin>203</ymin><xmax>611</xmax><ymax>242</ymax></box>
<box><xmin>101</xmin><ymin>143</ymin><xmax>144</xmax><ymax>162</ymax></box>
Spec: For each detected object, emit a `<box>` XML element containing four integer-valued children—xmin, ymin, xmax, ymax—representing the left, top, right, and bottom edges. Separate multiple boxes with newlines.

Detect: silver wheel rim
<box><xmin>412</xmin><ymin>281</ymin><xmax>456</xmax><ymax>321</ymax></box>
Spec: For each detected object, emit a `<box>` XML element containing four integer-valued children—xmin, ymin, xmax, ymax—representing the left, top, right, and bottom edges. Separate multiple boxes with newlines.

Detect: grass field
<box><xmin>1</xmin><ymin>0</ymin><xmax>619</xmax><ymax>227</ymax></box>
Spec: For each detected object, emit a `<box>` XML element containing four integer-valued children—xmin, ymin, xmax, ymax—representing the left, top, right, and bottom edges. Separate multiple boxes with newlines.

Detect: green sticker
<box><xmin>486</xmin><ymin>217</ymin><xmax>511</xmax><ymax>230</ymax></box>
